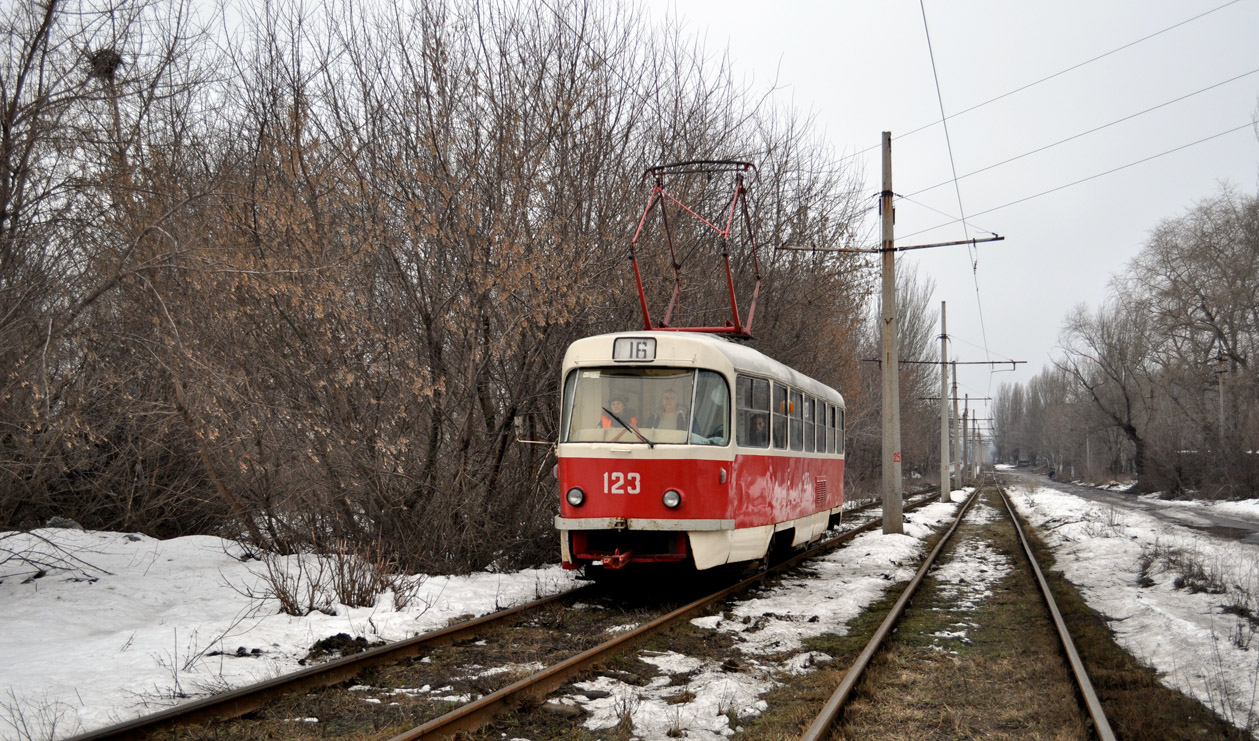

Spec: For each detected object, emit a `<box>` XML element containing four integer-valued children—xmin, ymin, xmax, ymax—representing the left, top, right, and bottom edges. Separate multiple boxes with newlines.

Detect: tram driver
<box><xmin>600</xmin><ymin>395</ymin><xmax>638</xmax><ymax>428</ymax></box>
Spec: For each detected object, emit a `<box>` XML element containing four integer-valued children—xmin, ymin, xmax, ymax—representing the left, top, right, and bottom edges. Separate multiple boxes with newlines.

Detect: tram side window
<box><xmin>815</xmin><ymin>399</ymin><xmax>824</xmax><ymax>452</ymax></box>
<box><xmin>736</xmin><ymin>375</ymin><xmax>770</xmax><ymax>448</ymax></box>
<box><xmin>802</xmin><ymin>396</ymin><xmax>815</xmax><ymax>453</ymax></box>
<box><xmin>837</xmin><ymin>407</ymin><xmax>846</xmax><ymax>455</ymax></box>
<box><xmin>772</xmin><ymin>383</ymin><xmax>788</xmax><ymax>449</ymax></box>
<box><xmin>789</xmin><ymin>389</ymin><xmax>804</xmax><ymax>451</ymax></box>
<box><xmin>691</xmin><ymin>370</ymin><xmax>730</xmax><ymax>446</ymax></box>
<box><xmin>824</xmin><ymin>403</ymin><xmax>835</xmax><ymax>454</ymax></box>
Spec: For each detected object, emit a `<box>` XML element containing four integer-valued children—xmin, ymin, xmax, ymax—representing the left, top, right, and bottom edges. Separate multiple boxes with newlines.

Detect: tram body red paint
<box><xmin>558</xmin><ymin>455</ymin><xmax>845</xmax><ymax>525</ymax></box>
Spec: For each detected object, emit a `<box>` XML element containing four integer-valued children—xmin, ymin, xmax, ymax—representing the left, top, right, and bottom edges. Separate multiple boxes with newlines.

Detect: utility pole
<box><xmin>939</xmin><ymin>302</ymin><xmax>950</xmax><ymax>502</ymax></box>
<box><xmin>880</xmin><ymin>132</ymin><xmax>903</xmax><ymax>535</ymax></box>
<box><xmin>951</xmin><ymin>362</ymin><xmax>960</xmax><ymax>489</ymax></box>
<box><xmin>961</xmin><ymin>394</ymin><xmax>969</xmax><ymax>483</ymax></box>
<box><xmin>973</xmin><ymin>417</ymin><xmax>981</xmax><ymax>478</ymax></box>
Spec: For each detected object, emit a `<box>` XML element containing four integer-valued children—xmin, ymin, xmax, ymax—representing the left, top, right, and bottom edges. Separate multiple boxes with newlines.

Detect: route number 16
<box><xmin>604</xmin><ymin>471</ymin><xmax>641</xmax><ymax>495</ymax></box>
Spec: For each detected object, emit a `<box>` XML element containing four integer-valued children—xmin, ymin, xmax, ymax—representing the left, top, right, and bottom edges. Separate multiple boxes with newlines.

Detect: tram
<box><xmin>555</xmin><ymin>330</ymin><xmax>845</xmax><ymax>572</ymax></box>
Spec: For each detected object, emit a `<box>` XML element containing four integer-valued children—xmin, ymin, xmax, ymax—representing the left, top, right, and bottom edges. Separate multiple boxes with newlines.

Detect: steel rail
<box><xmin>802</xmin><ymin>487</ymin><xmax>979</xmax><ymax>741</ymax></box>
<box><xmin>994</xmin><ymin>474</ymin><xmax>1117</xmax><ymax>741</ymax></box>
<box><xmin>66</xmin><ymin>587</ymin><xmax>595</xmax><ymax>741</ymax></box>
<box><xmin>387</xmin><ymin>492</ymin><xmax>943</xmax><ymax>740</ymax></box>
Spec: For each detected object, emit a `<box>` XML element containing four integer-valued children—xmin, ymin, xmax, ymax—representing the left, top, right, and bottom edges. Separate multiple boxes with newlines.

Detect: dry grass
<box><xmin>828</xmin><ymin>491</ymin><xmax>1088</xmax><ymax>740</ymax></box>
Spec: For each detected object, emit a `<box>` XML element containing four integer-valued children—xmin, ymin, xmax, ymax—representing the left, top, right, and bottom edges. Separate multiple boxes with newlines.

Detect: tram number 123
<box><xmin>603</xmin><ymin>471</ymin><xmax>641</xmax><ymax>495</ymax></box>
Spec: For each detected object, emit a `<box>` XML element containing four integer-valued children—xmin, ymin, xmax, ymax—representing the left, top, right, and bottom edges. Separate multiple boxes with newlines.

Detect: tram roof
<box><xmin>563</xmin><ymin>331</ymin><xmax>844</xmax><ymax>406</ymax></box>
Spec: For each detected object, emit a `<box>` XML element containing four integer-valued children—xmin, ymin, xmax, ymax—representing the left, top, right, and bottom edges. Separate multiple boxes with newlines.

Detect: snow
<box><xmin>1008</xmin><ymin>483</ymin><xmax>1259</xmax><ymax>734</ymax></box>
<box><xmin>691</xmin><ymin>499</ymin><xmax>962</xmax><ymax>656</ymax></box>
<box><xmin>1136</xmin><ymin>492</ymin><xmax>1259</xmax><ymax>521</ymax></box>
<box><xmin>0</xmin><ymin>528</ymin><xmax>577</xmax><ymax>739</ymax></box>
<box><xmin>6</xmin><ymin>480</ymin><xmax>1259</xmax><ymax>739</ymax></box>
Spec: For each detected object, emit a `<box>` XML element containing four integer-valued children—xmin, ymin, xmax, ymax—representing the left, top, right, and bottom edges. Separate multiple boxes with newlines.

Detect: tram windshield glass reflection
<box><xmin>561</xmin><ymin>368</ymin><xmax>729</xmax><ymax>445</ymax></box>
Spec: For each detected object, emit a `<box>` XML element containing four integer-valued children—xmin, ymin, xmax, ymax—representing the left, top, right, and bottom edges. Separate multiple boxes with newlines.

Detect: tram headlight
<box><xmin>662</xmin><ymin>489</ymin><xmax>682</xmax><ymax>509</ymax></box>
<box><xmin>566</xmin><ymin>487</ymin><xmax>586</xmax><ymax>506</ymax></box>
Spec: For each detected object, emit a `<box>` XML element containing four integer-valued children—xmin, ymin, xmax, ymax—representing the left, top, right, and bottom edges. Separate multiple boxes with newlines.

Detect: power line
<box><xmin>948</xmin><ymin>333</ymin><xmax>1019</xmax><ymax>365</ymax></box>
<box><xmin>918</xmin><ymin>1</ymin><xmax>971</xmax><ymax>246</ymax></box>
<box><xmin>896</xmin><ymin>195</ymin><xmax>998</xmax><ymax>240</ymax></box>
<box><xmin>904</xmin><ymin>65</ymin><xmax>1259</xmax><ymax>200</ymax></box>
<box><xmin>895</xmin><ymin>121</ymin><xmax>1256</xmax><ymax>242</ymax></box>
<box><xmin>842</xmin><ymin>0</ymin><xmax>1243</xmax><ymax>163</ymax></box>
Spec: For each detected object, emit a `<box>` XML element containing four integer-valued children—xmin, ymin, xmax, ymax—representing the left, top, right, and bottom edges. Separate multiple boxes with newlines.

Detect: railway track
<box><xmin>69</xmin><ymin>490</ymin><xmax>940</xmax><ymax>741</ymax></box>
<box><xmin>801</xmin><ymin>474</ymin><xmax>1116</xmax><ymax>740</ymax></box>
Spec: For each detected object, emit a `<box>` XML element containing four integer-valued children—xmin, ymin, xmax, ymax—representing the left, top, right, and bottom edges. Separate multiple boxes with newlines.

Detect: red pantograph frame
<box><xmin>628</xmin><ymin>160</ymin><xmax>762</xmax><ymax>339</ymax></box>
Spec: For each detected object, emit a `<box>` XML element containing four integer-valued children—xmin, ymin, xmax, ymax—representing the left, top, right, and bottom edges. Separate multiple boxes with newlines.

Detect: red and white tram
<box><xmin>556</xmin><ymin>330</ymin><xmax>845</xmax><ymax>573</ymax></box>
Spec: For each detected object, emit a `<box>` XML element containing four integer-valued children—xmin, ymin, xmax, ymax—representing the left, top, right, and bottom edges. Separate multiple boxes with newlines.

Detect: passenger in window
<box><xmin>601</xmin><ymin>396</ymin><xmax>638</xmax><ymax>428</ymax></box>
<box><xmin>749</xmin><ymin>414</ymin><xmax>769</xmax><ymax>447</ymax></box>
<box><xmin>650</xmin><ymin>390</ymin><xmax>686</xmax><ymax>430</ymax></box>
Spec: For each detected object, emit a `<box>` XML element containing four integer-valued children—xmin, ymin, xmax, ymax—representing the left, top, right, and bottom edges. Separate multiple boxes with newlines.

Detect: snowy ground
<box><xmin>1005</xmin><ymin>474</ymin><xmax>1259</xmax><ymax>736</ymax></box>
<box><xmin>0</xmin><ymin>529</ymin><xmax>577</xmax><ymax>740</ymax></box>
<box><xmin>7</xmin><ymin>478</ymin><xmax>1258</xmax><ymax>740</ymax></box>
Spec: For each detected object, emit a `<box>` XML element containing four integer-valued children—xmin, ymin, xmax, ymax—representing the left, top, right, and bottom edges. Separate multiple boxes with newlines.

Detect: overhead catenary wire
<box><xmin>918</xmin><ymin>0</ymin><xmax>997</xmax><ymax>397</ymax></box>
<box><xmin>841</xmin><ymin>0</ymin><xmax>1243</xmax><ymax>163</ymax></box>
<box><xmin>894</xmin><ymin>120</ymin><xmax>1256</xmax><ymax>243</ymax></box>
<box><xmin>904</xmin><ymin>65</ymin><xmax>1259</xmax><ymax>200</ymax></box>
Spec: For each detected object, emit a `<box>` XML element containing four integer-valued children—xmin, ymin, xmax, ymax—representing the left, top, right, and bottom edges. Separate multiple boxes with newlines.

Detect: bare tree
<box><xmin>2</xmin><ymin>0</ymin><xmax>871</xmax><ymax>571</ymax></box>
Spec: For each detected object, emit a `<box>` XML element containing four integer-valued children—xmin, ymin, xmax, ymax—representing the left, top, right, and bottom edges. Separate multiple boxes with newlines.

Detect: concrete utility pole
<box><xmin>880</xmin><ymin>131</ymin><xmax>903</xmax><ymax>535</ymax></box>
<box><xmin>939</xmin><ymin>302</ymin><xmax>950</xmax><ymax>502</ymax></box>
<box><xmin>976</xmin><ymin>421</ymin><xmax>983</xmax><ymax>477</ymax></box>
<box><xmin>961</xmin><ymin>394</ymin><xmax>969</xmax><ymax>483</ymax></box>
<box><xmin>973</xmin><ymin>417</ymin><xmax>981</xmax><ymax>478</ymax></box>
<box><xmin>951</xmin><ymin>362</ymin><xmax>960</xmax><ymax>489</ymax></box>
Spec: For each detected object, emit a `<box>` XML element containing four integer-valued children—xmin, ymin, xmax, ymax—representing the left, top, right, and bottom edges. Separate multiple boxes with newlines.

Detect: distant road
<box><xmin>998</xmin><ymin>468</ymin><xmax>1259</xmax><ymax>545</ymax></box>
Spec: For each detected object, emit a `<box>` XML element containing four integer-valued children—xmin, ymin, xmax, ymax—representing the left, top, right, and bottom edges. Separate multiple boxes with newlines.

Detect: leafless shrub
<box><xmin>325</xmin><ymin>539</ymin><xmax>426</xmax><ymax>610</ymax></box>
<box><xmin>1080</xmin><ymin>505</ymin><xmax>1126</xmax><ymax>538</ymax></box>
<box><xmin>240</xmin><ymin>540</ymin><xmax>425</xmax><ymax>616</ymax></box>
<box><xmin>249</xmin><ymin>552</ymin><xmax>336</xmax><ymax>618</ymax></box>
<box><xmin>0</xmin><ymin>688</ymin><xmax>81</xmax><ymax>741</ymax></box>
<box><xmin>0</xmin><ymin>531</ymin><xmax>111</xmax><ymax>582</ymax></box>
<box><xmin>613</xmin><ymin>691</ymin><xmax>639</xmax><ymax>732</ymax></box>
<box><xmin>1141</xmin><ymin>542</ymin><xmax>1228</xmax><ymax>595</ymax></box>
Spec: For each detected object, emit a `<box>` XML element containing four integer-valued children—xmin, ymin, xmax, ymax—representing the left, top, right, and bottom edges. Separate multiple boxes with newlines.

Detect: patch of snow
<box><xmin>929</xmin><ymin>537</ymin><xmax>1011</xmax><ymax>613</ymax></box>
<box><xmin>639</xmin><ymin>650</ymin><xmax>702</xmax><ymax>675</ymax></box>
<box><xmin>1009</xmin><ymin>484</ymin><xmax>1259</xmax><ymax>734</ymax></box>
<box><xmin>698</xmin><ymin>501</ymin><xmax>960</xmax><ymax>655</ymax></box>
<box><xmin>573</xmin><ymin>666</ymin><xmax>769</xmax><ymax>739</ymax></box>
<box><xmin>961</xmin><ymin>500</ymin><xmax>1002</xmax><ymax>524</ymax></box>
<box><xmin>0</xmin><ymin>527</ymin><xmax>577</xmax><ymax>738</ymax></box>
<box><xmin>604</xmin><ymin>622</ymin><xmax>639</xmax><ymax>634</ymax></box>
<box><xmin>783</xmin><ymin>651</ymin><xmax>831</xmax><ymax>675</ymax></box>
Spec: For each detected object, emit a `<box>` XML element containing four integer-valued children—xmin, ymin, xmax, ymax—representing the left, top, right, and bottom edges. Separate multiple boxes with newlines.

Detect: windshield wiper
<box><xmin>601</xmin><ymin>406</ymin><xmax>655</xmax><ymax>448</ymax></box>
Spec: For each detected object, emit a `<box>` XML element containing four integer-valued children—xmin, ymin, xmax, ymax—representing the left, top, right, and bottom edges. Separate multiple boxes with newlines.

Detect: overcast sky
<box><xmin>641</xmin><ymin>0</ymin><xmax>1259</xmax><ymax>426</ymax></box>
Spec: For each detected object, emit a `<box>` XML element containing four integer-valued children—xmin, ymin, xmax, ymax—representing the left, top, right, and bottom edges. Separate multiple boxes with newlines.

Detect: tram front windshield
<box><xmin>561</xmin><ymin>367</ymin><xmax>729</xmax><ymax>446</ymax></box>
